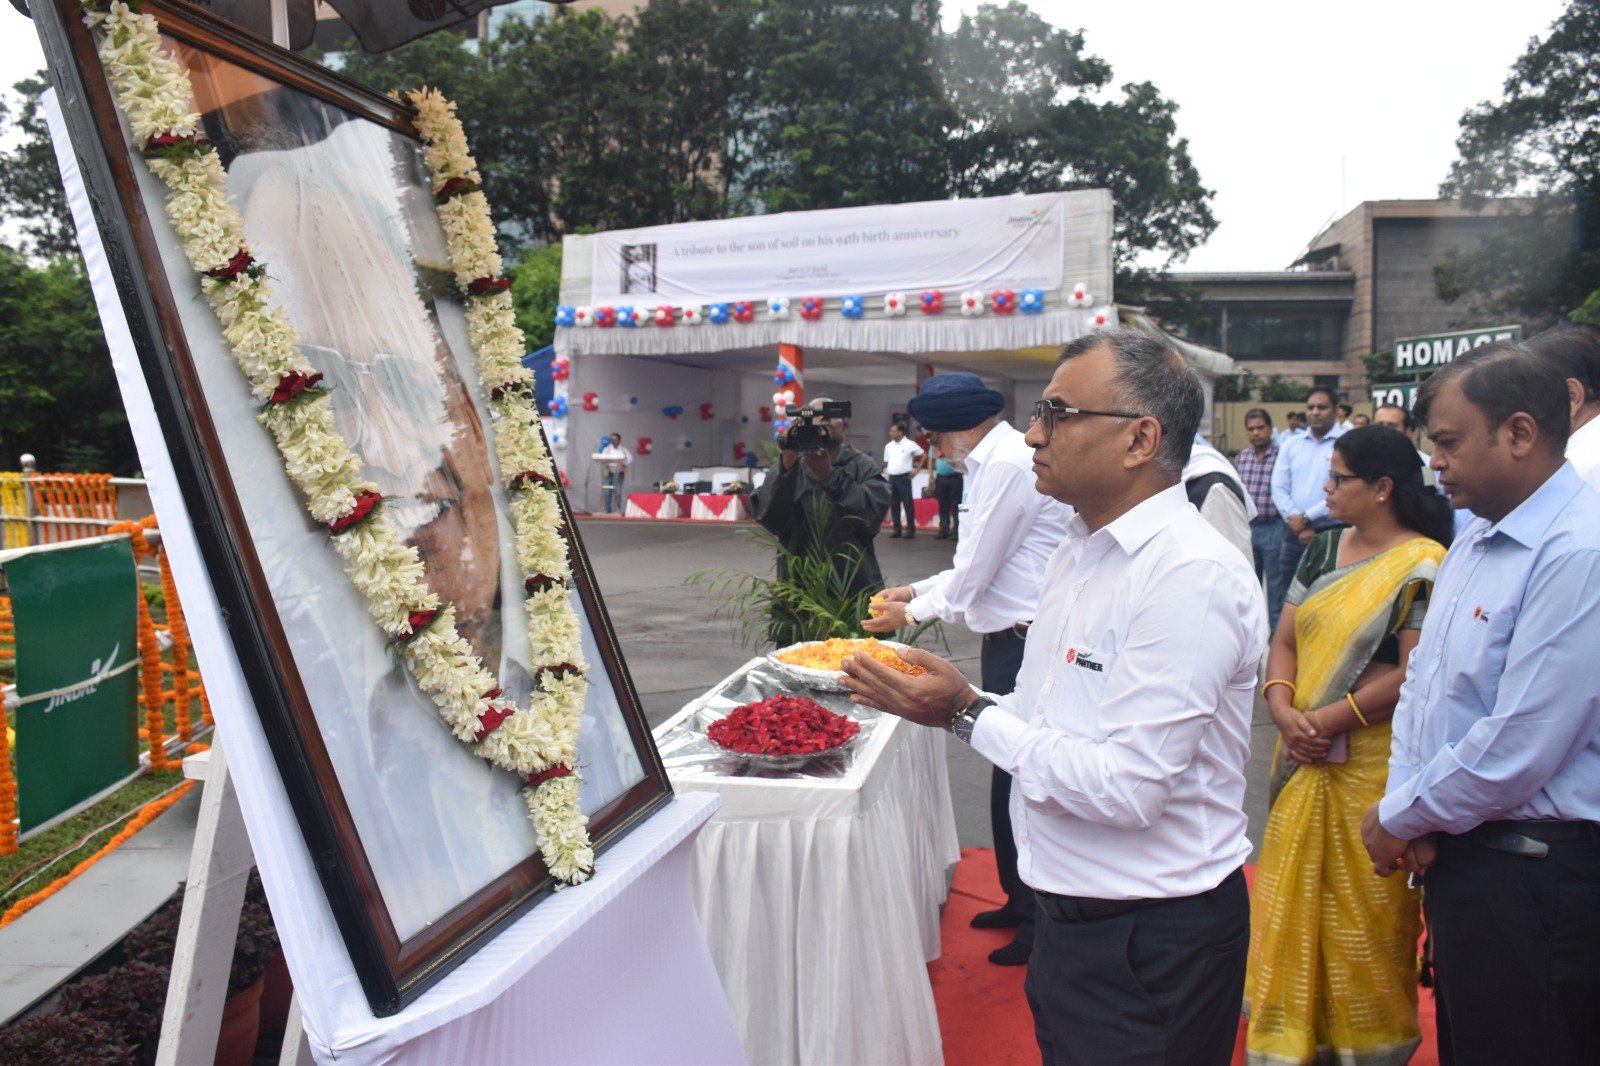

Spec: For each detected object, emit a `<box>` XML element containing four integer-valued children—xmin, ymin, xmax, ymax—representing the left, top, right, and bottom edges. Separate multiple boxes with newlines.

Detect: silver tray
<box><xmin>766</xmin><ymin>640</ymin><xmax>911</xmax><ymax>693</ymax></box>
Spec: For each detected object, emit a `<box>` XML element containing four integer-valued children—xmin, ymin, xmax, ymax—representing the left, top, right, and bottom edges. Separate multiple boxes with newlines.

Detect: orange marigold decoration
<box><xmin>0</xmin><ymin>780</ymin><xmax>197</xmax><ymax>927</ymax></box>
<box><xmin>157</xmin><ymin>548</ymin><xmax>193</xmax><ymax>741</ymax></box>
<box><xmin>0</xmin><ymin>702</ymin><xmax>16</xmax><ymax>856</ymax></box>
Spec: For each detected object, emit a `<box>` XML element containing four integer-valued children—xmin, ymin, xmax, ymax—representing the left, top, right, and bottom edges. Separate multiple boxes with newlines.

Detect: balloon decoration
<box><xmin>1068</xmin><ymin>282</ymin><xmax>1092</xmax><ymax>308</ymax></box>
<box><xmin>772</xmin><ymin>388</ymin><xmax>797</xmax><ymax>412</ymax></box>
<box><xmin>574</xmin><ymin>306</ymin><xmax>594</xmax><ymax>327</ymax></box>
<box><xmin>582</xmin><ymin>391</ymin><xmax>599</xmax><ymax>412</ymax></box>
<box><xmin>1093</xmin><ymin>309</ymin><xmax>1110</xmax><ymax>327</ymax></box>
<box><xmin>883</xmin><ymin>292</ymin><xmax>907</xmax><ymax>317</ymax></box>
<box><xmin>597</xmin><ymin>434</ymin><xmax>613</xmax><ymax>452</ymax></box>
<box><xmin>617</xmin><ymin>305</ymin><xmax>636</xmax><ymax>328</ymax></box>
<box><xmin>547</xmin><ymin>396</ymin><xmax>568</xmax><ymax>417</ymax></box>
<box><xmin>840</xmin><ymin>295</ymin><xmax>865</xmax><ymax>319</ymax></box>
<box><xmin>758</xmin><ymin>406</ymin><xmax>772</xmax><ymax>422</ymax></box>
<box><xmin>548</xmin><ymin>424</ymin><xmax>566</xmax><ymax>447</ymax></box>
<box><xmin>554</xmin><ymin>305</ymin><xmax>576</xmax><ymax>328</ymax></box>
<box><xmin>959</xmin><ymin>291</ymin><xmax>985</xmax><ymax>317</ymax></box>
<box><xmin>682</xmin><ymin>305</ymin><xmax>704</xmax><ymax>325</ymax></box>
<box><xmin>799</xmin><ymin>297</ymin><xmax>824</xmax><ymax>321</ymax></box>
<box><xmin>773</xmin><ymin>364</ymin><xmax>796</xmax><ymax>386</ymax></box>
<box><xmin>919</xmin><ymin>290</ymin><xmax>944</xmax><ymax>314</ymax></box>
<box><xmin>636</xmin><ymin>437</ymin><xmax>653</xmax><ymax>455</ymax></box>
<box><xmin>767</xmin><ymin>296</ymin><xmax>791</xmax><ymax>320</ymax></box>
<box><xmin>653</xmin><ymin>304</ymin><xmax>675</xmax><ymax>327</ymax></box>
<box><xmin>708</xmin><ymin>302</ymin><xmax>731</xmax><ymax>324</ymax></box>
<box><xmin>594</xmin><ymin>306</ymin><xmax>617</xmax><ymax>328</ymax></box>
<box><xmin>991</xmin><ymin>289</ymin><xmax>1016</xmax><ymax>314</ymax></box>
<box><xmin>740</xmin><ymin>415</ymin><xmax>750</xmax><ymax>424</ymax></box>
<box><xmin>628</xmin><ymin>395</ymin><xmax>640</xmax><ymax>407</ymax></box>
<box><xmin>1019</xmin><ymin>289</ymin><xmax>1045</xmax><ymax>314</ymax></box>
<box><xmin>699</xmin><ymin>402</ymin><xmax>715</xmax><ymax>421</ymax></box>
<box><xmin>732</xmin><ymin>301</ymin><xmax>756</xmax><ymax>323</ymax></box>
<box><xmin>677</xmin><ymin>436</ymin><xmax>695</xmax><ymax>450</ymax></box>
<box><xmin>732</xmin><ymin>441</ymin><xmax>748</xmax><ymax>461</ymax></box>
<box><xmin>662</xmin><ymin>405</ymin><xmax>685</xmax><ymax>420</ymax></box>
<box><xmin>550</xmin><ymin>356</ymin><xmax>570</xmax><ymax>381</ymax></box>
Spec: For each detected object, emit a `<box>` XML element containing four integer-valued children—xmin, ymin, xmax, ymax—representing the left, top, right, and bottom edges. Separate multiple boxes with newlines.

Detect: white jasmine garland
<box><xmin>88</xmin><ymin>4</ymin><xmax>593</xmax><ymax>884</ymax></box>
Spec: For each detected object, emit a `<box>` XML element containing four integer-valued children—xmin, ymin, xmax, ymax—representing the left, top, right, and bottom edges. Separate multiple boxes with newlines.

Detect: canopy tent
<box><xmin>549</xmin><ymin>191</ymin><xmax>1232</xmax><ymax>508</ymax></box>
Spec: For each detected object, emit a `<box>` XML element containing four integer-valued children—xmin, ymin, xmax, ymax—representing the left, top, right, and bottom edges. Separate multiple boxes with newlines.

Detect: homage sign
<box><xmin>1373</xmin><ymin>324</ymin><xmax>1523</xmax><ymax>410</ymax></box>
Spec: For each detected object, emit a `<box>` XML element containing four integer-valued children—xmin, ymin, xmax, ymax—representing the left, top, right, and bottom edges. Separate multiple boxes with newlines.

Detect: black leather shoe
<box><xmin>888</xmin><ymin>531</ymin><xmax>902</xmax><ymax>538</ymax></box>
<box><xmin>970</xmin><ymin>907</ymin><xmax>1022</xmax><ymax>930</ymax></box>
<box><xmin>988</xmin><ymin>940</ymin><xmax>1032</xmax><ymax>966</ymax></box>
<box><xmin>934</xmin><ymin>532</ymin><xmax>950</xmax><ymax>539</ymax></box>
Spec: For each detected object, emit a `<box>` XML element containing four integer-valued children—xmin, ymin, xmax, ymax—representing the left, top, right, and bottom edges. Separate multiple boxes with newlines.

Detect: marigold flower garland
<box><xmin>83</xmin><ymin>2</ymin><xmax>594</xmax><ymax>883</ymax></box>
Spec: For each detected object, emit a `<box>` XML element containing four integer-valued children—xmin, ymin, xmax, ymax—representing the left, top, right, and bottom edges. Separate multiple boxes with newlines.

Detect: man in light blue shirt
<box><xmin>1267</xmin><ymin>387</ymin><xmax>1343</xmax><ymax>628</ymax></box>
<box><xmin>1361</xmin><ymin>342</ymin><xmax>1600</xmax><ymax>1066</ymax></box>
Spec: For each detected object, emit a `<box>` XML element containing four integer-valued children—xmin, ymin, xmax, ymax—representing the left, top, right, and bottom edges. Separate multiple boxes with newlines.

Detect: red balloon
<box><xmin>636</xmin><ymin>437</ymin><xmax>654</xmax><ymax>456</ymax></box>
<box><xmin>733</xmin><ymin>441</ymin><xmax>748</xmax><ymax>460</ymax></box>
<box><xmin>700</xmin><ymin>402</ymin><xmax>715</xmax><ymax>420</ymax></box>
<box><xmin>758</xmin><ymin>406</ymin><xmax>772</xmax><ymax>422</ymax></box>
<box><xmin>582</xmin><ymin>391</ymin><xmax>599</xmax><ymax>412</ymax></box>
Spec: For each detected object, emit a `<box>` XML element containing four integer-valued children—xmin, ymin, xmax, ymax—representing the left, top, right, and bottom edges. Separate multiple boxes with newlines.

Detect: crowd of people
<box><xmin>822</xmin><ymin>320</ymin><xmax>1599</xmax><ymax>1066</ymax></box>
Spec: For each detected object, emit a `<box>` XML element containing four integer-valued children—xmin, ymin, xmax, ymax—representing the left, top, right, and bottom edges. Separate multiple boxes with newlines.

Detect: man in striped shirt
<box><xmin>1234</xmin><ymin>408</ymin><xmax>1282</xmax><ymax>628</ymax></box>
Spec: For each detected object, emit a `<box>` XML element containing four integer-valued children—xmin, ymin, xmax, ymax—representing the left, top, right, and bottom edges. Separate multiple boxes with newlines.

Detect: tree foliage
<box><xmin>0</xmin><ymin>245</ymin><xmax>136</xmax><ymax>473</ymax></box>
<box><xmin>0</xmin><ymin>74</ymin><xmax>76</xmax><ymax>259</ymax></box>
<box><xmin>1437</xmin><ymin>0</ymin><xmax>1600</xmax><ymax>325</ymax></box>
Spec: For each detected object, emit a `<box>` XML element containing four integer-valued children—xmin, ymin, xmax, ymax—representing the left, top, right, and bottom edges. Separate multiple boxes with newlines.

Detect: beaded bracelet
<box><xmin>1346</xmin><ymin>691</ymin><xmax>1371</xmax><ymax>727</ymax></box>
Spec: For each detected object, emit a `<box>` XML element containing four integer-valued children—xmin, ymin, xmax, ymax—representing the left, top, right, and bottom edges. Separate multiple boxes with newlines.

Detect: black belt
<box><xmin>1035</xmin><ymin>867</ymin><xmax>1244</xmax><ymax>923</ymax></box>
<box><xmin>982</xmin><ymin>622</ymin><xmax>1031</xmax><ymax>642</ymax></box>
<box><xmin>1453</xmin><ymin>819</ymin><xmax>1600</xmax><ymax>859</ymax></box>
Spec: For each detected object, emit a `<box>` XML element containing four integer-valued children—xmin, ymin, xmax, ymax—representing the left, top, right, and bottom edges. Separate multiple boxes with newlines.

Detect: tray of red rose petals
<box><xmin>705</xmin><ymin>694</ymin><xmax>862</xmax><ymax>769</ymax></box>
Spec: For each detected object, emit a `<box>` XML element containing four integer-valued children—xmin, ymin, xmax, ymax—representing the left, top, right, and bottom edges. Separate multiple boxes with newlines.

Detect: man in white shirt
<box><xmin>1336</xmin><ymin>401</ymin><xmax>1354</xmax><ymax>432</ymax></box>
<box><xmin>843</xmin><ymin>330</ymin><xmax>1265</xmax><ymax>1065</ymax></box>
<box><xmin>863</xmin><ymin>372</ymin><xmax>1072</xmax><ymax>965</ymax></box>
<box><xmin>598</xmin><ymin>432</ymin><xmax>632</xmax><ymax>514</ymax></box>
<box><xmin>1526</xmin><ymin>321</ymin><xmax>1600</xmax><ymax>492</ymax></box>
<box><xmin>882</xmin><ymin>423</ymin><xmax>925</xmax><ymax>538</ymax></box>
<box><xmin>1269</xmin><ymin>387</ymin><xmax>1343</xmax><ymax>627</ymax></box>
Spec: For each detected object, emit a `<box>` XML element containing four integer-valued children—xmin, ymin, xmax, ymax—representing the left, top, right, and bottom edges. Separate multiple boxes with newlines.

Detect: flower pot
<box><xmin>258</xmin><ymin>948</ymin><xmax>293</xmax><ymax>1038</ymax></box>
<box><xmin>214</xmin><ymin>978</ymin><xmax>262</xmax><ymax>1066</ymax></box>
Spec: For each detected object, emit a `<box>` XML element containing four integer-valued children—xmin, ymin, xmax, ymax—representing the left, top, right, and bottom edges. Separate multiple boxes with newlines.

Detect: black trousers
<box><xmin>888</xmin><ymin>473</ymin><xmax>915</xmax><ymax>533</ymax></box>
<box><xmin>1426</xmin><ymin>824</ymin><xmax>1600</xmax><ymax>1066</ymax></box>
<box><xmin>1025</xmin><ymin>867</ymin><xmax>1249</xmax><ymax>1066</ymax></box>
<box><xmin>981</xmin><ymin>627</ymin><xmax>1033</xmax><ymax>941</ymax></box>
<box><xmin>935</xmin><ymin>474</ymin><xmax>962</xmax><ymax>537</ymax></box>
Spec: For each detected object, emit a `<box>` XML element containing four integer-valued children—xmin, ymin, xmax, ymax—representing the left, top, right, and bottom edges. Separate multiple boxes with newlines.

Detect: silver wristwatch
<box><xmin>950</xmin><ymin>694</ymin><xmax>995</xmax><ymax>746</ymax></box>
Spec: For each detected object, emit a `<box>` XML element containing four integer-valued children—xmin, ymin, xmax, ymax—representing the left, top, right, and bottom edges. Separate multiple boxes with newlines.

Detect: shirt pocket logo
<box><xmin>1065</xmin><ymin>645</ymin><xmax>1105</xmax><ymax>673</ymax></box>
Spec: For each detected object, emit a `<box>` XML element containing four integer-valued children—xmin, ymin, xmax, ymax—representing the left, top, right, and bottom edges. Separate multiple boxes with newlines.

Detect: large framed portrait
<box><xmin>33</xmin><ymin>0</ymin><xmax>672</xmax><ymax>1015</ymax></box>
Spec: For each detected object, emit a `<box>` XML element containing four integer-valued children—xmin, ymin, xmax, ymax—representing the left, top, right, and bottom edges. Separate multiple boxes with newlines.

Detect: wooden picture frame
<box><xmin>32</xmin><ymin>0</ymin><xmax>673</xmax><ymax>1016</ymax></box>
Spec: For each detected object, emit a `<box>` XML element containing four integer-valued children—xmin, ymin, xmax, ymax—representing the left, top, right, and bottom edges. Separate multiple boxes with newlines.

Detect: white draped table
<box><xmin>655</xmin><ymin>658</ymin><xmax>960</xmax><ymax>1066</ymax></box>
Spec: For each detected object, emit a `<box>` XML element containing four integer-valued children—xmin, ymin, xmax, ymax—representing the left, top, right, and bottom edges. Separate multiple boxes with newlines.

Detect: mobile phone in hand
<box><xmin>1325</xmin><ymin>732</ymin><xmax>1349</xmax><ymax>764</ymax></box>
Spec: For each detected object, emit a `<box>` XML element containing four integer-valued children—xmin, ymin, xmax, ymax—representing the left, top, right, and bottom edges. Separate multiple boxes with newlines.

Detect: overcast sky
<box><xmin>3</xmin><ymin>0</ymin><xmax>1569</xmax><ymax>270</ymax></box>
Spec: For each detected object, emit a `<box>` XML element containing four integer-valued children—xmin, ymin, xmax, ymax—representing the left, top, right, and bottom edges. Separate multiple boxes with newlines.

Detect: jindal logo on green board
<box><xmin>5</xmin><ymin>537</ymin><xmax>140</xmax><ymax>835</ymax></box>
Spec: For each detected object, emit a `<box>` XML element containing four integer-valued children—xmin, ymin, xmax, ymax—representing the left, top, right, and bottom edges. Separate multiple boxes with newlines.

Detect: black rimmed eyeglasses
<box><xmin>1325</xmin><ymin>472</ymin><xmax>1368</xmax><ymax>489</ymax></box>
<box><xmin>1030</xmin><ymin>398</ymin><xmax>1147</xmax><ymax>438</ymax></box>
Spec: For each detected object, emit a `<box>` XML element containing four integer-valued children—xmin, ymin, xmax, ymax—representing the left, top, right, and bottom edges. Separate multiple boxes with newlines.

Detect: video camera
<box><xmin>783</xmin><ymin>401</ymin><xmax>852</xmax><ymax>453</ymax></box>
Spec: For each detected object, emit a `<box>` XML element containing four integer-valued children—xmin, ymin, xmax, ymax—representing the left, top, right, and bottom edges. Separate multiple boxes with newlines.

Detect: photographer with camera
<box><xmin>749</xmin><ymin>397</ymin><xmax>892</xmax><ymax>641</ymax></box>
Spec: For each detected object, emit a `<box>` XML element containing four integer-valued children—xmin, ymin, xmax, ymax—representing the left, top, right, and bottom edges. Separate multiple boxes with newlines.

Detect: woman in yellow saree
<box><xmin>1246</xmin><ymin>426</ymin><xmax>1456</xmax><ymax>1064</ymax></box>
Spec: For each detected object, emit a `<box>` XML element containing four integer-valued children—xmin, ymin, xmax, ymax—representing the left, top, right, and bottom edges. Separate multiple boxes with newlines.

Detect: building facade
<box><xmin>1168</xmin><ymin>199</ymin><xmax>1515</xmax><ymax>397</ymax></box>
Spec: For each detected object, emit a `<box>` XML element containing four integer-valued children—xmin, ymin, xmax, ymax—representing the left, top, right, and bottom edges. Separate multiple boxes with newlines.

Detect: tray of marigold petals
<box><xmin>768</xmin><ymin>637</ymin><xmax>927</xmax><ymax>692</ymax></box>
<box><xmin>705</xmin><ymin>694</ymin><xmax>863</xmax><ymax>769</ymax></box>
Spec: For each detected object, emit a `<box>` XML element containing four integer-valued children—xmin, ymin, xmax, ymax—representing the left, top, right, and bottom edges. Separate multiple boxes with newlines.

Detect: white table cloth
<box><xmin>655</xmin><ymin>659</ymin><xmax>960</xmax><ymax>1065</ymax></box>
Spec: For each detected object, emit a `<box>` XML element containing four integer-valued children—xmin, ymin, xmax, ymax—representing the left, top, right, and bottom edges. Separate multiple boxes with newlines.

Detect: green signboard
<box><xmin>1370</xmin><ymin>382</ymin><xmax>1421</xmax><ymax>411</ymax></box>
<box><xmin>1392</xmin><ymin>325</ymin><xmax>1522</xmax><ymax>374</ymax></box>
<box><xmin>5</xmin><ymin>535</ymin><xmax>140</xmax><ymax>834</ymax></box>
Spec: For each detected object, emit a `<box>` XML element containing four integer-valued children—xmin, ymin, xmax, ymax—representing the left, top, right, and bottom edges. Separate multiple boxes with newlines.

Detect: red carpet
<box><xmin>931</xmin><ymin>849</ymin><xmax>1440</xmax><ymax>1065</ymax></box>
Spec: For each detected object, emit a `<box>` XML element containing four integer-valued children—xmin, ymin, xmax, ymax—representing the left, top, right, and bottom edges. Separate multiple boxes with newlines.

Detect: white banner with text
<box><xmin>589</xmin><ymin>193</ymin><xmax>1067</xmax><ymax>302</ymax></box>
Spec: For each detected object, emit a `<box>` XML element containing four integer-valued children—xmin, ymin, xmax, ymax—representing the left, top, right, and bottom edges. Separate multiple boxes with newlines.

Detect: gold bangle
<box><xmin>1346</xmin><ymin>691</ymin><xmax>1370</xmax><ymax>727</ymax></box>
<box><xmin>1262</xmin><ymin>679</ymin><xmax>1296</xmax><ymax>699</ymax></box>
